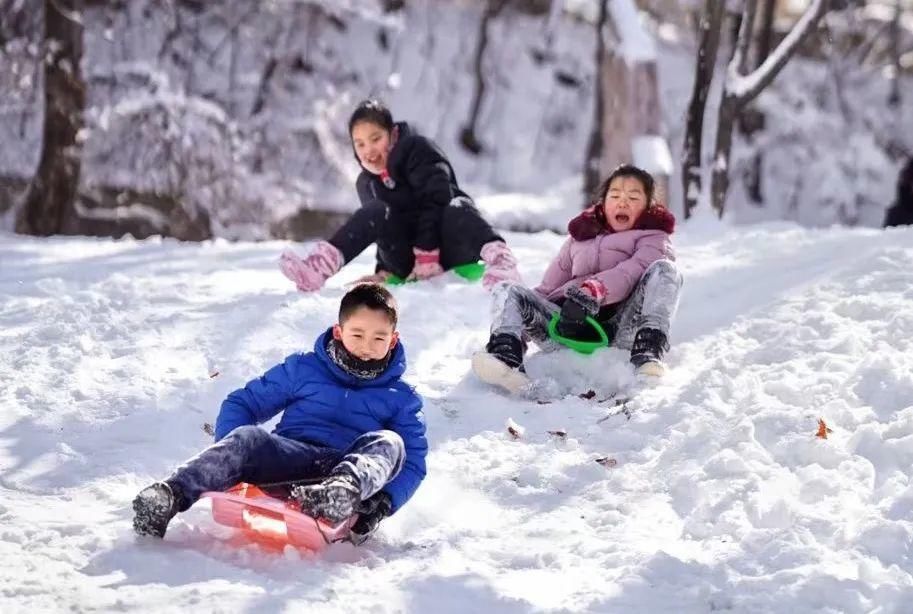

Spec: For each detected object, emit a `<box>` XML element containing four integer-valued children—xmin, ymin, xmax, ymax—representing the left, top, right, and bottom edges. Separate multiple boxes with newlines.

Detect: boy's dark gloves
<box><xmin>556</xmin><ymin>280</ymin><xmax>606</xmax><ymax>340</ymax></box>
<box><xmin>348</xmin><ymin>491</ymin><xmax>393</xmax><ymax>546</ymax></box>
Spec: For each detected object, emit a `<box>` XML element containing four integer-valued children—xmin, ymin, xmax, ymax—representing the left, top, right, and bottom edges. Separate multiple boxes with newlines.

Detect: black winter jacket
<box><xmin>355</xmin><ymin>122</ymin><xmax>470</xmax><ymax>250</ymax></box>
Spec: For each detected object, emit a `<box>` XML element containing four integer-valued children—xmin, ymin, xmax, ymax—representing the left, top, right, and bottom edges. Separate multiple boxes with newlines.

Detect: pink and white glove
<box><xmin>480</xmin><ymin>240</ymin><xmax>522</xmax><ymax>291</ymax></box>
<box><xmin>279</xmin><ymin>241</ymin><xmax>344</xmax><ymax>292</ymax></box>
<box><xmin>578</xmin><ymin>278</ymin><xmax>607</xmax><ymax>303</ymax></box>
<box><xmin>410</xmin><ymin>248</ymin><xmax>445</xmax><ymax>280</ymax></box>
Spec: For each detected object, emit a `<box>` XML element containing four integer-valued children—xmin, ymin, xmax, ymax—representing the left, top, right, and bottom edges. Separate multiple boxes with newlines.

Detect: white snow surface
<box><xmin>2</xmin><ymin>222</ymin><xmax>913</xmax><ymax>613</ymax></box>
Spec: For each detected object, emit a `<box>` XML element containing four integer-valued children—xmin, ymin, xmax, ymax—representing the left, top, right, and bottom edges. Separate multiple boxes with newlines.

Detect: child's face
<box><xmin>333</xmin><ymin>306</ymin><xmax>398</xmax><ymax>361</ymax></box>
<box><xmin>602</xmin><ymin>176</ymin><xmax>648</xmax><ymax>232</ymax></box>
<box><xmin>351</xmin><ymin>121</ymin><xmax>392</xmax><ymax>175</ymax></box>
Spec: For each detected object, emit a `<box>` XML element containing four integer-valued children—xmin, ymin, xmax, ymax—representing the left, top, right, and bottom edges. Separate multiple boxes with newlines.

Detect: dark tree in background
<box><xmin>889</xmin><ymin>0</ymin><xmax>902</xmax><ymax>107</ymax></box>
<box><xmin>16</xmin><ymin>0</ymin><xmax>85</xmax><ymax>236</ymax></box>
<box><xmin>582</xmin><ymin>0</ymin><xmax>609</xmax><ymax>199</ymax></box>
<box><xmin>708</xmin><ymin>0</ymin><xmax>830</xmax><ymax>216</ymax></box>
<box><xmin>681</xmin><ymin>0</ymin><xmax>724</xmax><ymax>219</ymax></box>
<box><xmin>739</xmin><ymin>0</ymin><xmax>776</xmax><ymax>206</ymax></box>
<box><xmin>460</xmin><ymin>0</ymin><xmax>509</xmax><ymax>155</ymax></box>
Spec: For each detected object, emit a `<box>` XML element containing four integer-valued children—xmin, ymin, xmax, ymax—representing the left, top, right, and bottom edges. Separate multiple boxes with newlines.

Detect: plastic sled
<box><xmin>547</xmin><ymin>313</ymin><xmax>610</xmax><ymax>355</ymax></box>
<box><xmin>200</xmin><ymin>483</ymin><xmax>357</xmax><ymax>551</ymax></box>
<box><xmin>386</xmin><ymin>261</ymin><xmax>485</xmax><ymax>286</ymax></box>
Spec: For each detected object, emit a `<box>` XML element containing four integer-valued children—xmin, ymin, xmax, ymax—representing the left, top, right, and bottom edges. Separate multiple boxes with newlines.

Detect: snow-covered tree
<box><xmin>16</xmin><ymin>0</ymin><xmax>85</xmax><ymax>236</ymax></box>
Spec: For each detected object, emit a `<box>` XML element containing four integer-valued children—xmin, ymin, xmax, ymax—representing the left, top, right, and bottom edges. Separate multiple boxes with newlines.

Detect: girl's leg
<box><xmin>374</xmin><ymin>207</ymin><xmax>418</xmax><ymax>278</ymax></box>
<box><xmin>279</xmin><ymin>202</ymin><xmax>396</xmax><ymax>292</ymax></box>
<box><xmin>328</xmin><ymin>202</ymin><xmax>385</xmax><ymax>264</ymax></box>
<box><xmin>473</xmin><ymin>284</ymin><xmax>562</xmax><ymax>394</ymax></box>
<box><xmin>491</xmin><ymin>283</ymin><xmax>561</xmax><ymax>349</ymax></box>
<box><xmin>438</xmin><ymin>199</ymin><xmax>521</xmax><ymax>290</ymax></box>
<box><xmin>438</xmin><ymin>198</ymin><xmax>503</xmax><ymax>268</ymax></box>
<box><xmin>607</xmin><ymin>259</ymin><xmax>683</xmax><ymax>364</ymax></box>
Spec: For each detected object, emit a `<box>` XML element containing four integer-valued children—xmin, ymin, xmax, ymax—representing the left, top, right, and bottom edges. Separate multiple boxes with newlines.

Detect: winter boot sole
<box><xmin>635</xmin><ymin>360</ymin><xmax>666</xmax><ymax>377</ymax></box>
<box><xmin>471</xmin><ymin>352</ymin><xmax>530</xmax><ymax>395</ymax></box>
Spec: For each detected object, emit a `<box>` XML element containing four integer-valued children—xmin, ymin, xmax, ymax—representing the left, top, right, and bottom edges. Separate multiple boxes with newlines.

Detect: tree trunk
<box><xmin>888</xmin><ymin>0</ymin><xmax>901</xmax><ymax>107</ymax></box>
<box><xmin>709</xmin><ymin>0</ymin><xmax>830</xmax><ymax>216</ymax></box>
<box><xmin>460</xmin><ymin>0</ymin><xmax>508</xmax><ymax>155</ymax></box>
<box><xmin>710</xmin><ymin>93</ymin><xmax>738</xmax><ymax>215</ymax></box>
<box><xmin>741</xmin><ymin>0</ymin><xmax>775</xmax><ymax>205</ymax></box>
<box><xmin>16</xmin><ymin>0</ymin><xmax>85</xmax><ymax>236</ymax></box>
<box><xmin>681</xmin><ymin>0</ymin><xmax>723</xmax><ymax>219</ymax></box>
<box><xmin>583</xmin><ymin>0</ymin><xmax>609</xmax><ymax>200</ymax></box>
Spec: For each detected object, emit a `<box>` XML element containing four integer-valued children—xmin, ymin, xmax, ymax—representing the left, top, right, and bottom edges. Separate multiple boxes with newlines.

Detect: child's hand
<box><xmin>556</xmin><ymin>280</ymin><xmax>605</xmax><ymax>339</ymax></box>
<box><xmin>410</xmin><ymin>248</ymin><xmax>445</xmax><ymax>280</ymax></box>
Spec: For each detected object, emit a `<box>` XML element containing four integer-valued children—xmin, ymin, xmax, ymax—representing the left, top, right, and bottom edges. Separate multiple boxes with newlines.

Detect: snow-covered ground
<box><xmin>2</xmin><ymin>222</ymin><xmax>913</xmax><ymax>613</ymax></box>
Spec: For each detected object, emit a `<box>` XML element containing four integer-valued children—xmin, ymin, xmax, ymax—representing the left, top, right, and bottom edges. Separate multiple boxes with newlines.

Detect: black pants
<box><xmin>329</xmin><ymin>200</ymin><xmax>502</xmax><ymax>278</ymax></box>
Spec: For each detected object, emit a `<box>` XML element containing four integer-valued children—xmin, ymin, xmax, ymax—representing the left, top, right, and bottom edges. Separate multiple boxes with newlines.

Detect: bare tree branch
<box><xmin>726</xmin><ymin>0</ymin><xmax>830</xmax><ymax>106</ymax></box>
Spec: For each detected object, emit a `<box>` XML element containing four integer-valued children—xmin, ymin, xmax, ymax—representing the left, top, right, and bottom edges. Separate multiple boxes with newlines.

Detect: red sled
<box><xmin>200</xmin><ymin>483</ymin><xmax>357</xmax><ymax>551</ymax></box>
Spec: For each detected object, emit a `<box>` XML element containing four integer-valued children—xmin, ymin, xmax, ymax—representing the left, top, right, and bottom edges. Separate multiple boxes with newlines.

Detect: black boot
<box><xmin>133</xmin><ymin>482</ymin><xmax>183</xmax><ymax>538</ymax></box>
<box><xmin>485</xmin><ymin>332</ymin><xmax>526</xmax><ymax>371</ymax></box>
<box><xmin>630</xmin><ymin>328</ymin><xmax>669</xmax><ymax>371</ymax></box>
<box><xmin>291</xmin><ymin>474</ymin><xmax>361</xmax><ymax>525</ymax></box>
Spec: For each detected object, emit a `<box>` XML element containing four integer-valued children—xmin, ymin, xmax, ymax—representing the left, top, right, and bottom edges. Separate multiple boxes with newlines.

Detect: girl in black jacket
<box><xmin>280</xmin><ymin>99</ymin><xmax>520</xmax><ymax>291</ymax></box>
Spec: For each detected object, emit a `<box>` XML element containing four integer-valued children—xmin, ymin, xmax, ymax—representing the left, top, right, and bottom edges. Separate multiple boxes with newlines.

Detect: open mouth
<box><xmin>614</xmin><ymin>213</ymin><xmax>631</xmax><ymax>225</ymax></box>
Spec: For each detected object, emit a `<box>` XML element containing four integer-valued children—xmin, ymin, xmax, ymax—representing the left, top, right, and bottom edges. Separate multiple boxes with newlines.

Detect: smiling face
<box><xmin>602</xmin><ymin>175</ymin><xmax>649</xmax><ymax>232</ymax></box>
<box><xmin>333</xmin><ymin>306</ymin><xmax>398</xmax><ymax>361</ymax></box>
<box><xmin>351</xmin><ymin>120</ymin><xmax>392</xmax><ymax>175</ymax></box>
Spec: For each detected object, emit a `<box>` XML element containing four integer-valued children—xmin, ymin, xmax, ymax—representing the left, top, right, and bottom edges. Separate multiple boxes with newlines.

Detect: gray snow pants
<box><xmin>491</xmin><ymin>259</ymin><xmax>683</xmax><ymax>352</ymax></box>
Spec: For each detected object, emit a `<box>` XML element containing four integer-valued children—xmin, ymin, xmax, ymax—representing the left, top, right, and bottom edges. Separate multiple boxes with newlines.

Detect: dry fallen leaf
<box><xmin>506</xmin><ymin>417</ymin><xmax>525</xmax><ymax>440</ymax></box>
<box><xmin>816</xmin><ymin>418</ymin><xmax>833</xmax><ymax>439</ymax></box>
<box><xmin>202</xmin><ymin>422</ymin><xmax>215</xmax><ymax>437</ymax></box>
<box><xmin>547</xmin><ymin>429</ymin><xmax>568</xmax><ymax>441</ymax></box>
<box><xmin>595</xmin><ymin>456</ymin><xmax>617</xmax><ymax>468</ymax></box>
<box><xmin>208</xmin><ymin>370</ymin><xmax>220</xmax><ymax>379</ymax></box>
<box><xmin>578</xmin><ymin>390</ymin><xmax>596</xmax><ymax>400</ymax></box>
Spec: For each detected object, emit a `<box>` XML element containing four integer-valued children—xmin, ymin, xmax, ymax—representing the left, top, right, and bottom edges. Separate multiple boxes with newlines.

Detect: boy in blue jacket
<box><xmin>132</xmin><ymin>283</ymin><xmax>427</xmax><ymax>544</ymax></box>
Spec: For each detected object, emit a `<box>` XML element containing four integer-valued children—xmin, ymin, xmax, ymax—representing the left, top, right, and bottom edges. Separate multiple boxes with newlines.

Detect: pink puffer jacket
<box><xmin>534</xmin><ymin>205</ymin><xmax>676</xmax><ymax>304</ymax></box>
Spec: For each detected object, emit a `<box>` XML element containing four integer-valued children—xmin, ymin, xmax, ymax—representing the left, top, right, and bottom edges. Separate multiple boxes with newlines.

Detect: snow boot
<box><xmin>133</xmin><ymin>482</ymin><xmax>182</xmax><ymax>538</ymax></box>
<box><xmin>291</xmin><ymin>474</ymin><xmax>361</xmax><ymax>525</ymax></box>
<box><xmin>630</xmin><ymin>327</ymin><xmax>669</xmax><ymax>377</ymax></box>
<box><xmin>472</xmin><ymin>332</ymin><xmax>530</xmax><ymax>394</ymax></box>
<box><xmin>480</xmin><ymin>241</ymin><xmax>522</xmax><ymax>291</ymax></box>
<box><xmin>279</xmin><ymin>241</ymin><xmax>344</xmax><ymax>292</ymax></box>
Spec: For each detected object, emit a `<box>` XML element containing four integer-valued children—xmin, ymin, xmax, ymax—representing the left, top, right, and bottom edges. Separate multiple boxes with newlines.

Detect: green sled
<box><xmin>547</xmin><ymin>313</ymin><xmax>611</xmax><ymax>355</ymax></box>
<box><xmin>386</xmin><ymin>261</ymin><xmax>485</xmax><ymax>286</ymax></box>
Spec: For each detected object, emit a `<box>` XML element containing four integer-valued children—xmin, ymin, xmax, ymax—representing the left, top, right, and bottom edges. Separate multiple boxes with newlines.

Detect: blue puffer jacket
<box><xmin>214</xmin><ymin>329</ymin><xmax>427</xmax><ymax>512</ymax></box>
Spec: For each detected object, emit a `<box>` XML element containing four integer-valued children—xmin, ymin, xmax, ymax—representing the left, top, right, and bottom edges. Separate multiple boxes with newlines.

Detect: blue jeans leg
<box><xmin>166</xmin><ymin>425</ymin><xmax>338</xmax><ymax>510</ymax></box>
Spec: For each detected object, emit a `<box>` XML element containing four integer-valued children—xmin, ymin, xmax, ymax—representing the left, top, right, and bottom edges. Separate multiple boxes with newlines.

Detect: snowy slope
<box><xmin>2</xmin><ymin>223</ymin><xmax>913</xmax><ymax>613</ymax></box>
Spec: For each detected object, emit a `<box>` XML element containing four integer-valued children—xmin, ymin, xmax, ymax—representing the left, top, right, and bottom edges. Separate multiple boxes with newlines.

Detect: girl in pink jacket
<box><xmin>472</xmin><ymin>164</ymin><xmax>683</xmax><ymax>393</ymax></box>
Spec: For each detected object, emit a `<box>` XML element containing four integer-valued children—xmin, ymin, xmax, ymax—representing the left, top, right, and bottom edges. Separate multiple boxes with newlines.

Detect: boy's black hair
<box><xmin>592</xmin><ymin>164</ymin><xmax>656</xmax><ymax>208</ymax></box>
<box><xmin>348</xmin><ymin>99</ymin><xmax>395</xmax><ymax>136</ymax></box>
<box><xmin>339</xmin><ymin>283</ymin><xmax>398</xmax><ymax>328</ymax></box>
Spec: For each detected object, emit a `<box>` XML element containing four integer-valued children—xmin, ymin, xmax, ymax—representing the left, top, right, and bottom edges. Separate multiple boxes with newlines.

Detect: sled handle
<box><xmin>547</xmin><ymin>313</ymin><xmax>610</xmax><ymax>355</ymax></box>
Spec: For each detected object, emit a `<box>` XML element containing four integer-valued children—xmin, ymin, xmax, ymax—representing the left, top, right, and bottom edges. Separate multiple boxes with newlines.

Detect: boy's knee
<box><xmin>377</xmin><ymin>430</ymin><xmax>405</xmax><ymax>453</ymax></box>
<box><xmin>225</xmin><ymin>425</ymin><xmax>270</xmax><ymax>449</ymax></box>
<box><xmin>357</xmin><ymin>430</ymin><xmax>405</xmax><ymax>458</ymax></box>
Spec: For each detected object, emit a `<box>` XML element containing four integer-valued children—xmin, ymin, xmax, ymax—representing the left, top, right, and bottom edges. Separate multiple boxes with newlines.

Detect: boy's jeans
<box><xmin>167</xmin><ymin>426</ymin><xmax>404</xmax><ymax>511</ymax></box>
